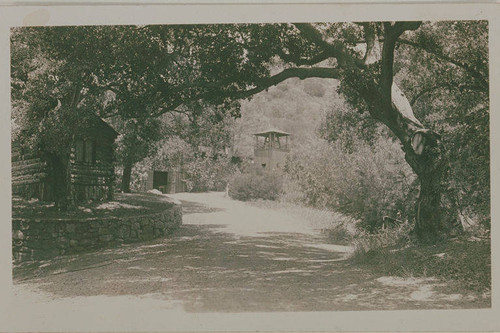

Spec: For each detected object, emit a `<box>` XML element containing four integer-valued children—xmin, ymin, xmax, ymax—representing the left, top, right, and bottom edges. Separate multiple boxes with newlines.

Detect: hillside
<box><xmin>232</xmin><ymin>77</ymin><xmax>343</xmax><ymax>158</ymax></box>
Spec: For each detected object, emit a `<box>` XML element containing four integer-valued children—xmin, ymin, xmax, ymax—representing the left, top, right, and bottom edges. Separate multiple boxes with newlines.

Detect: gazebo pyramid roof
<box><xmin>253</xmin><ymin>128</ymin><xmax>290</xmax><ymax>137</ymax></box>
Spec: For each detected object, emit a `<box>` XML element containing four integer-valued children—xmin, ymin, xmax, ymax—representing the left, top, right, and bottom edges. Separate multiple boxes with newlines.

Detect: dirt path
<box><xmin>11</xmin><ymin>192</ymin><xmax>487</xmax><ymax>317</ymax></box>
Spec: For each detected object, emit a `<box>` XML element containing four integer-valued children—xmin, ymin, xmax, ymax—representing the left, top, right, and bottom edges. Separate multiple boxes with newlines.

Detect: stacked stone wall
<box><xmin>12</xmin><ymin>204</ymin><xmax>182</xmax><ymax>263</ymax></box>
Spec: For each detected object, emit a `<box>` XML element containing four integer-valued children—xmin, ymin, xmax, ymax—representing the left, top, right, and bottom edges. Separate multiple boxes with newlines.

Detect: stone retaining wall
<box><xmin>12</xmin><ymin>203</ymin><xmax>182</xmax><ymax>263</ymax></box>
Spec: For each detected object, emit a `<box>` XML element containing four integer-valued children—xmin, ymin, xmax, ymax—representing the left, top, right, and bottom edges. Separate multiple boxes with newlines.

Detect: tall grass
<box><xmin>350</xmin><ymin>221</ymin><xmax>413</xmax><ymax>258</ymax></box>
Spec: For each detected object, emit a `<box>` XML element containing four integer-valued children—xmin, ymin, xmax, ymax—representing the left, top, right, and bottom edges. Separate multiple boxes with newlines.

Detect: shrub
<box><xmin>184</xmin><ymin>155</ymin><xmax>238</xmax><ymax>192</ymax></box>
<box><xmin>284</xmin><ymin>137</ymin><xmax>417</xmax><ymax>232</ymax></box>
<box><xmin>350</xmin><ymin>220</ymin><xmax>413</xmax><ymax>258</ymax></box>
<box><xmin>229</xmin><ymin>172</ymin><xmax>283</xmax><ymax>201</ymax></box>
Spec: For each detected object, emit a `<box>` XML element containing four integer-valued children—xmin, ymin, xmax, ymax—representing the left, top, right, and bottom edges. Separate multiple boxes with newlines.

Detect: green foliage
<box><xmin>318</xmin><ymin>102</ymin><xmax>381</xmax><ymax>153</ymax></box>
<box><xmin>284</xmin><ymin>136</ymin><xmax>417</xmax><ymax>232</ymax></box>
<box><xmin>350</xmin><ymin>221</ymin><xmax>413</xmax><ymax>256</ymax></box>
<box><xmin>114</xmin><ymin>117</ymin><xmax>163</xmax><ymax>166</ymax></box>
<box><xmin>130</xmin><ymin>134</ymin><xmax>239</xmax><ymax>193</ymax></box>
<box><xmin>151</xmin><ymin>102</ymin><xmax>239</xmax><ymax>192</ymax></box>
<box><xmin>11</xmin><ymin>26</ymin><xmax>124</xmax><ymax>153</ymax></box>
<box><xmin>397</xmin><ymin>21</ymin><xmax>490</xmax><ymax>227</ymax></box>
<box><xmin>229</xmin><ymin>172</ymin><xmax>284</xmax><ymax>201</ymax></box>
<box><xmin>116</xmin><ymin>162</ymin><xmax>152</xmax><ymax>193</ymax></box>
<box><xmin>184</xmin><ymin>156</ymin><xmax>238</xmax><ymax>192</ymax></box>
<box><xmin>431</xmin><ymin>92</ymin><xmax>489</xmax><ymax>227</ymax></box>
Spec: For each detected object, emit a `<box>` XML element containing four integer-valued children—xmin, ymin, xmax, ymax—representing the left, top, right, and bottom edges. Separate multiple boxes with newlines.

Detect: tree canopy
<box><xmin>11</xmin><ymin>21</ymin><xmax>489</xmax><ymax>240</ymax></box>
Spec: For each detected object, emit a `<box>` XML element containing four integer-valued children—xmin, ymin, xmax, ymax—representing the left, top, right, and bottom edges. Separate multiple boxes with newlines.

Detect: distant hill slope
<box><xmin>232</xmin><ymin>77</ymin><xmax>344</xmax><ymax>158</ymax></box>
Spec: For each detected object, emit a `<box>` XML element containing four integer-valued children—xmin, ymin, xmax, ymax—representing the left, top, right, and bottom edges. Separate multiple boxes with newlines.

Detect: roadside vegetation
<box><xmin>351</xmin><ymin>237</ymin><xmax>491</xmax><ymax>293</ymax></box>
<box><xmin>229</xmin><ymin>172</ymin><xmax>284</xmax><ymax>201</ymax></box>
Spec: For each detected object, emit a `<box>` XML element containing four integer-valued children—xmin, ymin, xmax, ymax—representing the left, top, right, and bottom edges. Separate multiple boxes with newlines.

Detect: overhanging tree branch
<box><xmin>398</xmin><ymin>38</ymin><xmax>488</xmax><ymax>90</ymax></box>
<box><xmin>151</xmin><ymin>66</ymin><xmax>341</xmax><ymax>117</ymax></box>
<box><xmin>293</xmin><ymin>23</ymin><xmax>364</xmax><ymax>69</ymax></box>
<box><xmin>410</xmin><ymin>83</ymin><xmax>487</xmax><ymax>106</ymax></box>
<box><xmin>234</xmin><ymin>66</ymin><xmax>341</xmax><ymax>99</ymax></box>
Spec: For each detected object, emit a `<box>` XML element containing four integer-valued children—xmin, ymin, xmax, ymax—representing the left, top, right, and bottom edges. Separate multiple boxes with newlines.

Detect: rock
<box><xmin>99</xmin><ymin>234</ymin><xmax>113</xmax><ymax>242</ymax></box>
<box><xmin>148</xmin><ymin>189</ymin><xmax>163</xmax><ymax>195</ymax></box>
<box><xmin>13</xmin><ymin>230</ymin><xmax>24</xmax><ymax>240</ymax></box>
<box><xmin>57</xmin><ymin>237</ymin><xmax>68</xmax><ymax>248</ymax></box>
<box><xmin>142</xmin><ymin>225</ymin><xmax>154</xmax><ymax>239</ymax></box>
<box><xmin>116</xmin><ymin>225</ymin><xmax>130</xmax><ymax>239</ymax></box>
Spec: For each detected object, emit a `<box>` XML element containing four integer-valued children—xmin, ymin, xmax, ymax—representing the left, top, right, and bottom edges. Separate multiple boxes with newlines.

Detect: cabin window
<box><xmin>75</xmin><ymin>139</ymin><xmax>96</xmax><ymax>164</ymax></box>
<box><xmin>85</xmin><ymin>140</ymin><xmax>95</xmax><ymax>164</ymax></box>
<box><xmin>75</xmin><ymin>139</ymin><xmax>85</xmax><ymax>162</ymax></box>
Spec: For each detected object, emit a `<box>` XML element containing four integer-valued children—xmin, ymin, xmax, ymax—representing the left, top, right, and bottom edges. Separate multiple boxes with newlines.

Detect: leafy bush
<box><xmin>350</xmin><ymin>221</ymin><xmax>413</xmax><ymax>257</ymax></box>
<box><xmin>184</xmin><ymin>155</ymin><xmax>238</xmax><ymax>192</ymax></box>
<box><xmin>115</xmin><ymin>162</ymin><xmax>152</xmax><ymax>193</ymax></box>
<box><xmin>284</xmin><ymin>137</ymin><xmax>417</xmax><ymax>232</ymax></box>
<box><xmin>229</xmin><ymin>172</ymin><xmax>283</xmax><ymax>201</ymax></box>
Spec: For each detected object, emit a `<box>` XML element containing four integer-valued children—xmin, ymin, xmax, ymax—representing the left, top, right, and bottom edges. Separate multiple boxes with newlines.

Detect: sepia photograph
<box><xmin>0</xmin><ymin>3</ymin><xmax>498</xmax><ymax>332</ymax></box>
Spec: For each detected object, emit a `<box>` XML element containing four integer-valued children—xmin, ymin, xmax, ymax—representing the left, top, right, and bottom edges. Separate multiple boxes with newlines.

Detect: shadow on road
<box><xmin>13</xmin><ymin>220</ymin><xmax>484</xmax><ymax>312</ymax></box>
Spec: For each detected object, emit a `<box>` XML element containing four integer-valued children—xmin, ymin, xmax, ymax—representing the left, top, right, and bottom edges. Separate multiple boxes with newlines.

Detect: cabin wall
<box><xmin>169</xmin><ymin>168</ymin><xmax>187</xmax><ymax>193</ymax></box>
<box><xmin>11</xmin><ymin>147</ymin><xmax>53</xmax><ymax>201</ymax></box>
<box><xmin>146</xmin><ymin>168</ymin><xmax>187</xmax><ymax>194</ymax></box>
<box><xmin>12</xmin><ymin>133</ymin><xmax>116</xmax><ymax>203</ymax></box>
<box><xmin>70</xmin><ymin>137</ymin><xmax>115</xmax><ymax>202</ymax></box>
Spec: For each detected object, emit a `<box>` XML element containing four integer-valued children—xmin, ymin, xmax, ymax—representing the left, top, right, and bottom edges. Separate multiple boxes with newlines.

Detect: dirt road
<box><xmin>11</xmin><ymin>192</ymin><xmax>487</xmax><ymax>317</ymax></box>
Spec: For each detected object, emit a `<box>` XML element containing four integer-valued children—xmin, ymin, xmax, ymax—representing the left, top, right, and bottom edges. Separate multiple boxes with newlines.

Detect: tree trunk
<box><xmin>122</xmin><ymin>162</ymin><xmax>133</xmax><ymax>193</ymax></box>
<box><xmin>402</xmin><ymin>133</ymin><xmax>459</xmax><ymax>241</ymax></box>
<box><xmin>375</xmin><ymin>84</ymin><xmax>461</xmax><ymax>241</ymax></box>
<box><xmin>47</xmin><ymin>153</ymin><xmax>70</xmax><ymax>211</ymax></box>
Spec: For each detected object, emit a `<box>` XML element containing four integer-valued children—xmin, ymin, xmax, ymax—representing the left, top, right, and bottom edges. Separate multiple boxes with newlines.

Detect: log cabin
<box><xmin>12</xmin><ymin>115</ymin><xmax>118</xmax><ymax>203</ymax></box>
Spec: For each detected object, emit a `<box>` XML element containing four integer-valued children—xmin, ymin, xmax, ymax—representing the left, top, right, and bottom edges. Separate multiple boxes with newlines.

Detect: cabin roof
<box><xmin>95</xmin><ymin>117</ymin><xmax>119</xmax><ymax>139</ymax></box>
<box><xmin>78</xmin><ymin>111</ymin><xmax>119</xmax><ymax>140</ymax></box>
<box><xmin>253</xmin><ymin>128</ymin><xmax>290</xmax><ymax>137</ymax></box>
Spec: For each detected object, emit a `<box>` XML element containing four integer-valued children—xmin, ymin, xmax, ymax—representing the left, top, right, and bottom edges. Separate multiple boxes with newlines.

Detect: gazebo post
<box><xmin>253</xmin><ymin>128</ymin><xmax>291</xmax><ymax>171</ymax></box>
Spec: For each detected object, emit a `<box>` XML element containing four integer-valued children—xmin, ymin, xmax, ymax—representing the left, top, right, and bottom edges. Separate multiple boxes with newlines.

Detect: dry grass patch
<box><xmin>350</xmin><ymin>236</ymin><xmax>491</xmax><ymax>293</ymax></box>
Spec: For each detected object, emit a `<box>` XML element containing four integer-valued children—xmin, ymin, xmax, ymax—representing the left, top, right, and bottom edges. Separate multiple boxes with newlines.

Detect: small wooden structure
<box><xmin>145</xmin><ymin>167</ymin><xmax>187</xmax><ymax>194</ymax></box>
<box><xmin>253</xmin><ymin>128</ymin><xmax>290</xmax><ymax>171</ymax></box>
<box><xmin>12</xmin><ymin>115</ymin><xmax>118</xmax><ymax>202</ymax></box>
